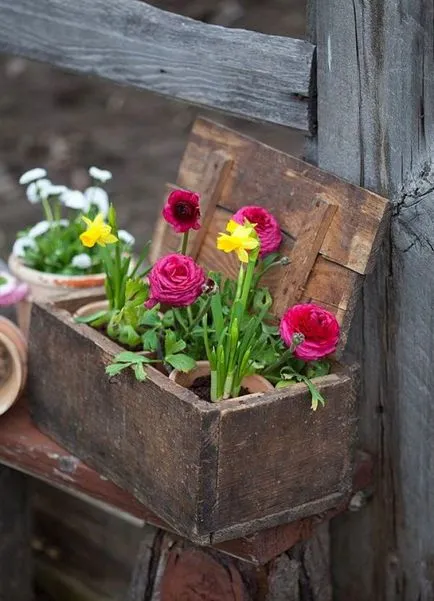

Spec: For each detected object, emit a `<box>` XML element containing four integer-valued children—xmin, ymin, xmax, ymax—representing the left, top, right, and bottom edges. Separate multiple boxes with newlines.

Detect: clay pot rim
<box><xmin>169</xmin><ymin>360</ymin><xmax>274</xmax><ymax>403</ymax></box>
<box><xmin>0</xmin><ymin>328</ymin><xmax>26</xmax><ymax>415</ymax></box>
<box><xmin>74</xmin><ymin>299</ymin><xmax>110</xmax><ymax>319</ymax></box>
<box><xmin>8</xmin><ymin>253</ymin><xmax>105</xmax><ymax>289</ymax></box>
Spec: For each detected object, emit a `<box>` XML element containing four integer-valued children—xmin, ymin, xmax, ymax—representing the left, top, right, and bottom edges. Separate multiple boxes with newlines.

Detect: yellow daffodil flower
<box><xmin>217</xmin><ymin>219</ymin><xmax>259</xmax><ymax>263</ymax></box>
<box><xmin>80</xmin><ymin>213</ymin><xmax>118</xmax><ymax>248</ymax></box>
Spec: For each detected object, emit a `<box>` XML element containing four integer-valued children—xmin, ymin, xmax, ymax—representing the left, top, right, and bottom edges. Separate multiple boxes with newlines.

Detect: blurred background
<box><xmin>0</xmin><ymin>0</ymin><xmax>306</xmax><ymax>261</ymax></box>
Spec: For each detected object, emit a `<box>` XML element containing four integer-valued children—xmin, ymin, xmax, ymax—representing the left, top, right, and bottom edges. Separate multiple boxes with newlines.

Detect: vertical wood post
<box><xmin>0</xmin><ymin>466</ymin><xmax>32</xmax><ymax>600</ymax></box>
<box><xmin>310</xmin><ymin>1</ymin><xmax>434</xmax><ymax>599</ymax></box>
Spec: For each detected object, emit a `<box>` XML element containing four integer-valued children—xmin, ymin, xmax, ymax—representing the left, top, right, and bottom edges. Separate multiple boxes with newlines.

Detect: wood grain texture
<box><xmin>0</xmin><ymin>400</ymin><xmax>370</xmax><ymax>567</ymax></box>
<box><xmin>151</xmin><ymin>118</ymin><xmax>389</xmax><ymax>354</ymax></box>
<box><xmin>313</xmin><ymin>1</ymin><xmax>434</xmax><ymax>599</ymax></box>
<box><xmin>0</xmin><ymin>0</ymin><xmax>315</xmax><ymax>131</ymax></box>
<box><xmin>212</xmin><ymin>368</ymin><xmax>357</xmax><ymax>541</ymax></box>
<box><xmin>28</xmin><ymin>300</ymin><xmax>221</xmax><ymax>543</ymax></box>
<box><xmin>27</xmin><ymin>296</ymin><xmax>358</xmax><ymax>543</ymax></box>
<box><xmin>0</xmin><ymin>466</ymin><xmax>32</xmax><ymax>601</ymax></box>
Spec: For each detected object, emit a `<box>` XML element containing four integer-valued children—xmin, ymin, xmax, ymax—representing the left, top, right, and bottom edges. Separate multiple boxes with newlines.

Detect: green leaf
<box><xmin>305</xmin><ymin>361</ymin><xmax>330</xmax><ymax>379</ymax></box>
<box><xmin>142</xmin><ymin>329</ymin><xmax>158</xmax><ymax>352</ymax></box>
<box><xmin>275</xmin><ymin>380</ymin><xmax>296</xmax><ymax>389</ymax></box>
<box><xmin>113</xmin><ymin>351</ymin><xmax>149</xmax><ymax>364</ymax></box>
<box><xmin>105</xmin><ymin>363</ymin><xmax>129</xmax><ymax>377</ymax></box>
<box><xmin>139</xmin><ymin>310</ymin><xmax>161</xmax><ymax>327</ymax></box>
<box><xmin>118</xmin><ymin>325</ymin><xmax>142</xmax><ymax>348</ymax></box>
<box><xmin>164</xmin><ymin>330</ymin><xmax>177</xmax><ymax>355</ymax></box>
<box><xmin>75</xmin><ymin>310</ymin><xmax>110</xmax><ymax>324</ymax></box>
<box><xmin>133</xmin><ymin>362</ymin><xmax>148</xmax><ymax>381</ymax></box>
<box><xmin>162</xmin><ymin>310</ymin><xmax>175</xmax><ymax>327</ymax></box>
<box><xmin>129</xmin><ymin>241</ymin><xmax>151</xmax><ymax>278</ymax></box>
<box><xmin>165</xmin><ymin>354</ymin><xmax>196</xmax><ymax>372</ymax></box>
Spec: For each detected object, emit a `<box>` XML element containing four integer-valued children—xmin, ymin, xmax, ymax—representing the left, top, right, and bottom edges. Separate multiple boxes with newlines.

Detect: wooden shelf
<box><xmin>0</xmin><ymin>400</ymin><xmax>371</xmax><ymax>565</ymax></box>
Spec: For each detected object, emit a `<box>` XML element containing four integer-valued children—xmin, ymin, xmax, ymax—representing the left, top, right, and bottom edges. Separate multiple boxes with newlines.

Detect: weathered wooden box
<box><xmin>27</xmin><ymin>119</ymin><xmax>389</xmax><ymax>543</ymax></box>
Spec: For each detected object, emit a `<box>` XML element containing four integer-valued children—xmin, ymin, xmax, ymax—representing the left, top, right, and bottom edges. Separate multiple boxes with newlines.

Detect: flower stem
<box><xmin>41</xmin><ymin>197</ymin><xmax>54</xmax><ymax>222</ymax></box>
<box><xmin>240</xmin><ymin>250</ymin><xmax>258</xmax><ymax>312</ymax></box>
<box><xmin>180</xmin><ymin>231</ymin><xmax>189</xmax><ymax>255</ymax></box>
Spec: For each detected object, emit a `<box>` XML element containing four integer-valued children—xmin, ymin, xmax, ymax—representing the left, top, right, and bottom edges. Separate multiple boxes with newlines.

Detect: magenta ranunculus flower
<box><xmin>280</xmin><ymin>303</ymin><xmax>340</xmax><ymax>361</ymax></box>
<box><xmin>232</xmin><ymin>205</ymin><xmax>282</xmax><ymax>256</ymax></box>
<box><xmin>162</xmin><ymin>189</ymin><xmax>201</xmax><ymax>234</ymax></box>
<box><xmin>0</xmin><ymin>272</ymin><xmax>28</xmax><ymax>306</ymax></box>
<box><xmin>145</xmin><ymin>254</ymin><xmax>206</xmax><ymax>308</ymax></box>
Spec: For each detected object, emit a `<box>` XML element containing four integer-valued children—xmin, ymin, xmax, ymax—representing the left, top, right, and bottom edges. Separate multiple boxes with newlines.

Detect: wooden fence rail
<box><xmin>0</xmin><ymin>0</ymin><xmax>316</xmax><ymax>132</ymax></box>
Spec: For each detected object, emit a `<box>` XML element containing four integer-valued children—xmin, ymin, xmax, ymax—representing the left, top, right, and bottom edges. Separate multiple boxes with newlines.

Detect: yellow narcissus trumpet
<box><xmin>216</xmin><ymin>220</ymin><xmax>259</xmax><ymax>263</ymax></box>
<box><xmin>80</xmin><ymin>213</ymin><xmax>118</xmax><ymax>248</ymax></box>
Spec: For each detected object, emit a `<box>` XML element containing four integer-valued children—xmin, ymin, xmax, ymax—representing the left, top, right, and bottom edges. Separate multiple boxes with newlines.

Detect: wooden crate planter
<box><xmin>27</xmin><ymin>119</ymin><xmax>389</xmax><ymax>544</ymax></box>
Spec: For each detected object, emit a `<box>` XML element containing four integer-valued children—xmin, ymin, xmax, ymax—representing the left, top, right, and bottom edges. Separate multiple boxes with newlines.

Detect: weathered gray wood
<box><xmin>0</xmin><ymin>0</ymin><xmax>315</xmax><ymax>132</ymax></box>
<box><xmin>313</xmin><ymin>1</ymin><xmax>434</xmax><ymax>599</ymax></box>
<box><xmin>0</xmin><ymin>466</ymin><xmax>32</xmax><ymax>601</ymax></box>
<box><xmin>28</xmin><ymin>295</ymin><xmax>358</xmax><ymax>545</ymax></box>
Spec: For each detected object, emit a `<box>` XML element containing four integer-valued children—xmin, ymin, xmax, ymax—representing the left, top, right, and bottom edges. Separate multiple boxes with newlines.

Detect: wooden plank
<box><xmin>273</xmin><ymin>198</ymin><xmax>336</xmax><ymax>315</ymax></box>
<box><xmin>27</xmin><ymin>301</ymin><xmax>220</xmax><ymax>543</ymax></box>
<box><xmin>212</xmin><ymin>367</ymin><xmax>357</xmax><ymax>540</ymax></box>
<box><xmin>0</xmin><ymin>401</ymin><xmax>369</xmax><ymax>567</ymax></box>
<box><xmin>0</xmin><ymin>465</ymin><xmax>32</xmax><ymax>601</ymax></box>
<box><xmin>173</xmin><ymin>118</ymin><xmax>389</xmax><ymax>349</ymax></box>
<box><xmin>180</xmin><ymin>119</ymin><xmax>389</xmax><ymax>275</ymax></box>
<box><xmin>0</xmin><ymin>0</ymin><xmax>315</xmax><ymax>132</ymax></box>
<box><xmin>312</xmin><ymin>1</ymin><xmax>434</xmax><ymax>599</ymax></box>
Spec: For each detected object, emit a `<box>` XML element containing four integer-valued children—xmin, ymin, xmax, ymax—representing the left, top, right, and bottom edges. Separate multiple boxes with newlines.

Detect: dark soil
<box><xmin>189</xmin><ymin>375</ymin><xmax>249</xmax><ymax>402</ymax></box>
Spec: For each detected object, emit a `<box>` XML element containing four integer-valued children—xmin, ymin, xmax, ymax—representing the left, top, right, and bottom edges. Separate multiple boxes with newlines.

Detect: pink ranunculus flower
<box><xmin>145</xmin><ymin>254</ymin><xmax>206</xmax><ymax>308</ymax></box>
<box><xmin>162</xmin><ymin>189</ymin><xmax>201</xmax><ymax>234</ymax></box>
<box><xmin>280</xmin><ymin>303</ymin><xmax>340</xmax><ymax>361</ymax></box>
<box><xmin>232</xmin><ymin>205</ymin><xmax>282</xmax><ymax>256</ymax></box>
<box><xmin>0</xmin><ymin>272</ymin><xmax>28</xmax><ymax>306</ymax></box>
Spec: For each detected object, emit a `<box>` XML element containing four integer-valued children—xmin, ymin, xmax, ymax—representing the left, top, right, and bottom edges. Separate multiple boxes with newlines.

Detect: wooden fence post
<box><xmin>310</xmin><ymin>1</ymin><xmax>434</xmax><ymax>599</ymax></box>
<box><xmin>0</xmin><ymin>466</ymin><xmax>32</xmax><ymax>600</ymax></box>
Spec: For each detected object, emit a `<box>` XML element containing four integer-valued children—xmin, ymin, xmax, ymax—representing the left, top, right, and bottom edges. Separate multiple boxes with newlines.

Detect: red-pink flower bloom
<box><xmin>145</xmin><ymin>254</ymin><xmax>206</xmax><ymax>308</ymax></box>
<box><xmin>162</xmin><ymin>189</ymin><xmax>201</xmax><ymax>234</ymax></box>
<box><xmin>232</xmin><ymin>205</ymin><xmax>282</xmax><ymax>256</ymax></box>
<box><xmin>280</xmin><ymin>304</ymin><xmax>340</xmax><ymax>361</ymax></box>
<box><xmin>0</xmin><ymin>273</ymin><xmax>28</xmax><ymax>306</ymax></box>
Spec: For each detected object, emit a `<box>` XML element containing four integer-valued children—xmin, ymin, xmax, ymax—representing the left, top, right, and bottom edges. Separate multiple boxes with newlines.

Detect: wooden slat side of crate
<box><xmin>28</xmin><ymin>296</ymin><xmax>358</xmax><ymax>543</ymax></box>
<box><xmin>151</xmin><ymin>119</ymin><xmax>390</xmax><ymax>354</ymax></box>
<box><xmin>28</xmin><ymin>300</ymin><xmax>220</xmax><ymax>543</ymax></box>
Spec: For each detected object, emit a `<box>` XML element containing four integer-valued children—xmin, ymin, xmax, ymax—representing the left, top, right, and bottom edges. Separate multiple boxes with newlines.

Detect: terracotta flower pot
<box><xmin>0</xmin><ymin>317</ymin><xmax>27</xmax><ymax>415</ymax></box>
<box><xmin>169</xmin><ymin>360</ymin><xmax>274</xmax><ymax>400</ymax></box>
<box><xmin>8</xmin><ymin>253</ymin><xmax>105</xmax><ymax>336</ymax></box>
<box><xmin>74</xmin><ymin>300</ymin><xmax>110</xmax><ymax>319</ymax></box>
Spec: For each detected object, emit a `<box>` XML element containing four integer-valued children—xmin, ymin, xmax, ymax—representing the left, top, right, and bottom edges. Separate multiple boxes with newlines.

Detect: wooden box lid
<box><xmin>150</xmin><ymin>118</ymin><xmax>390</xmax><ymax>354</ymax></box>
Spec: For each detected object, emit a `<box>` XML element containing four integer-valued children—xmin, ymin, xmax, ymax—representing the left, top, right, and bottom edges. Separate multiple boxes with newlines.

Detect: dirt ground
<box><xmin>0</xmin><ymin>0</ymin><xmax>306</xmax><ymax>262</ymax></box>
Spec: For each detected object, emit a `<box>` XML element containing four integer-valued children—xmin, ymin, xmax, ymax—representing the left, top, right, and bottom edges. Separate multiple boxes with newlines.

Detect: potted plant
<box><xmin>26</xmin><ymin>119</ymin><xmax>388</xmax><ymax>544</ymax></box>
<box><xmin>27</xmin><ymin>189</ymin><xmax>356</xmax><ymax>544</ymax></box>
<box><xmin>8</xmin><ymin>166</ymin><xmax>135</xmax><ymax>334</ymax></box>
<box><xmin>0</xmin><ymin>270</ymin><xmax>28</xmax><ymax>414</ymax></box>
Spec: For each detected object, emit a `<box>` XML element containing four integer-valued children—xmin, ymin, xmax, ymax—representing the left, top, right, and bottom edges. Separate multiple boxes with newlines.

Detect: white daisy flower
<box><xmin>19</xmin><ymin>168</ymin><xmax>47</xmax><ymax>185</ymax></box>
<box><xmin>71</xmin><ymin>253</ymin><xmax>92</xmax><ymax>269</ymax></box>
<box><xmin>46</xmin><ymin>184</ymin><xmax>68</xmax><ymax>197</ymax></box>
<box><xmin>118</xmin><ymin>230</ymin><xmax>135</xmax><ymax>246</ymax></box>
<box><xmin>28</xmin><ymin>220</ymin><xmax>51</xmax><ymax>238</ymax></box>
<box><xmin>84</xmin><ymin>187</ymin><xmax>109</xmax><ymax>217</ymax></box>
<box><xmin>13</xmin><ymin>236</ymin><xmax>37</xmax><ymax>257</ymax></box>
<box><xmin>61</xmin><ymin>190</ymin><xmax>89</xmax><ymax>211</ymax></box>
<box><xmin>58</xmin><ymin>219</ymin><xmax>70</xmax><ymax>227</ymax></box>
<box><xmin>26</xmin><ymin>178</ymin><xmax>52</xmax><ymax>203</ymax></box>
<box><xmin>89</xmin><ymin>166</ymin><xmax>112</xmax><ymax>183</ymax></box>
